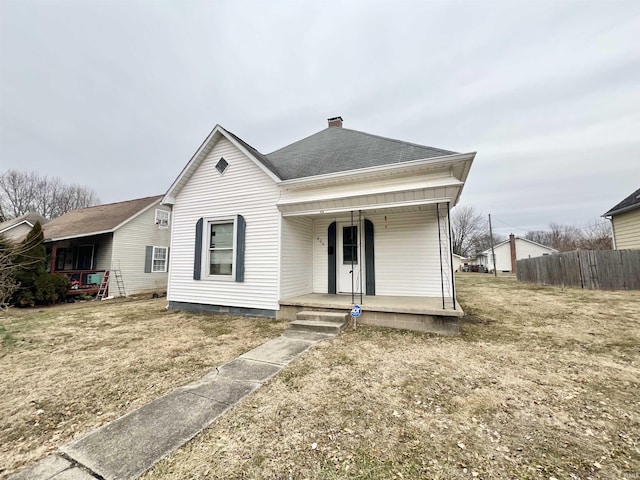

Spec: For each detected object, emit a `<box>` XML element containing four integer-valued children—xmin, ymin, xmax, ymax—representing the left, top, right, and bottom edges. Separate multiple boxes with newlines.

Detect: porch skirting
<box><xmin>168</xmin><ymin>301</ymin><xmax>276</xmax><ymax>319</ymax></box>
<box><xmin>278</xmin><ymin>294</ymin><xmax>463</xmax><ymax>335</ymax></box>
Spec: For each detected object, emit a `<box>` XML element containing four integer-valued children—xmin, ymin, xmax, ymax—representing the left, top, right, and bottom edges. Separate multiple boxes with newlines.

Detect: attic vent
<box><xmin>215</xmin><ymin>157</ymin><xmax>228</xmax><ymax>174</ymax></box>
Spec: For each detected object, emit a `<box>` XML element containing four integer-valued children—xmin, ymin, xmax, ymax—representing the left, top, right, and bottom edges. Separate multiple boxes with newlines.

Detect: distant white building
<box><xmin>476</xmin><ymin>234</ymin><xmax>557</xmax><ymax>273</ymax></box>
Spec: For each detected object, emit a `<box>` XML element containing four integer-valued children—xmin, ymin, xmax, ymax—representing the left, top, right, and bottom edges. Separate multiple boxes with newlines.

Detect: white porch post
<box><xmin>446</xmin><ymin>201</ymin><xmax>457</xmax><ymax>310</ymax></box>
<box><xmin>436</xmin><ymin>203</ymin><xmax>445</xmax><ymax>310</ymax></box>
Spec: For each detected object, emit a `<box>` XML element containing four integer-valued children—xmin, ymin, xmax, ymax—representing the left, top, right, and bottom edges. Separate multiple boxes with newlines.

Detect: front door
<box><xmin>337</xmin><ymin>223</ymin><xmax>364</xmax><ymax>294</ymax></box>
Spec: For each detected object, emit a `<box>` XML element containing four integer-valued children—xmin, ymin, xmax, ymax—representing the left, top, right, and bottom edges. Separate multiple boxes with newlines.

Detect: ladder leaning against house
<box><xmin>96</xmin><ymin>270</ymin><xmax>126</xmax><ymax>300</ymax></box>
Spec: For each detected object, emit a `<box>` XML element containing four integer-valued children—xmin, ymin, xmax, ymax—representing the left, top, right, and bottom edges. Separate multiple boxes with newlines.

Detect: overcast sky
<box><xmin>1</xmin><ymin>0</ymin><xmax>638</xmax><ymax>234</ymax></box>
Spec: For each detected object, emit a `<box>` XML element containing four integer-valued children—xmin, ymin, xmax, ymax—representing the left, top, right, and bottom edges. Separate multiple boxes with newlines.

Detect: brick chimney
<box><xmin>328</xmin><ymin>116</ymin><xmax>343</xmax><ymax>128</ymax></box>
<box><xmin>509</xmin><ymin>234</ymin><xmax>517</xmax><ymax>273</ymax></box>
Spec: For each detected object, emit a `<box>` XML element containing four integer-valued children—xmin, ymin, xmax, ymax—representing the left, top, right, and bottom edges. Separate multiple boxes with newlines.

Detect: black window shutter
<box><xmin>365</xmin><ymin>219</ymin><xmax>375</xmax><ymax>295</ymax></box>
<box><xmin>235</xmin><ymin>215</ymin><xmax>246</xmax><ymax>282</ymax></box>
<box><xmin>194</xmin><ymin>218</ymin><xmax>203</xmax><ymax>280</ymax></box>
<box><xmin>144</xmin><ymin>246</ymin><xmax>153</xmax><ymax>273</ymax></box>
<box><xmin>328</xmin><ymin>222</ymin><xmax>336</xmax><ymax>294</ymax></box>
<box><xmin>166</xmin><ymin>247</ymin><xmax>170</xmax><ymax>273</ymax></box>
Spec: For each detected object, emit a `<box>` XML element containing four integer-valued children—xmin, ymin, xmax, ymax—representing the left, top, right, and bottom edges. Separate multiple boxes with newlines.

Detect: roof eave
<box><xmin>602</xmin><ymin>203</ymin><xmax>640</xmax><ymax>218</ymax></box>
<box><xmin>278</xmin><ymin>152</ymin><xmax>476</xmax><ymax>187</ymax></box>
<box><xmin>45</xmin><ymin>228</ymin><xmax>116</xmax><ymax>242</ymax></box>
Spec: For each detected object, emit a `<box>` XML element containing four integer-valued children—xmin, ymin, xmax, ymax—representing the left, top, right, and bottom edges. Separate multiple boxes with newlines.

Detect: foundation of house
<box><xmin>278</xmin><ymin>293</ymin><xmax>462</xmax><ymax>335</ymax></box>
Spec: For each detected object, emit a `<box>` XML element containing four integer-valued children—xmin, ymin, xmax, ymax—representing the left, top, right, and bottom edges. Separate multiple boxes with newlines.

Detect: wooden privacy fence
<box><xmin>517</xmin><ymin>250</ymin><xmax>640</xmax><ymax>290</ymax></box>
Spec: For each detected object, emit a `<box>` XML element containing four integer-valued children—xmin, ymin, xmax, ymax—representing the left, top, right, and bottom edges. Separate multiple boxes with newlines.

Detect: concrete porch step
<box><xmin>296</xmin><ymin>310</ymin><xmax>349</xmax><ymax>323</ymax></box>
<box><xmin>289</xmin><ymin>310</ymin><xmax>349</xmax><ymax>335</ymax></box>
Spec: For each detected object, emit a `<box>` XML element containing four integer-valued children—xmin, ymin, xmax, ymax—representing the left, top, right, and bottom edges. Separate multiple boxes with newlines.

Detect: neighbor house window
<box><xmin>152</xmin><ymin>246</ymin><xmax>168</xmax><ymax>272</ymax></box>
<box><xmin>208</xmin><ymin>221</ymin><xmax>234</xmax><ymax>276</ymax></box>
<box><xmin>144</xmin><ymin>245</ymin><xmax>169</xmax><ymax>273</ymax></box>
<box><xmin>155</xmin><ymin>209</ymin><xmax>170</xmax><ymax>228</ymax></box>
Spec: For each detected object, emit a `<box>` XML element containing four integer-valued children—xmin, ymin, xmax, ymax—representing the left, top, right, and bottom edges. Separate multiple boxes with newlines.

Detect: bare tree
<box><xmin>451</xmin><ymin>205</ymin><xmax>488</xmax><ymax>257</ymax></box>
<box><xmin>579</xmin><ymin>221</ymin><xmax>612</xmax><ymax>250</ymax></box>
<box><xmin>525</xmin><ymin>220</ymin><xmax>612</xmax><ymax>251</ymax></box>
<box><xmin>0</xmin><ymin>170</ymin><xmax>99</xmax><ymax>220</ymax></box>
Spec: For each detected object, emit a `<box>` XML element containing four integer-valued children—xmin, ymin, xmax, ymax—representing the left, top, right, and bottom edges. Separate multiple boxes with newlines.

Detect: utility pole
<box><xmin>488</xmin><ymin>214</ymin><xmax>497</xmax><ymax>277</ymax></box>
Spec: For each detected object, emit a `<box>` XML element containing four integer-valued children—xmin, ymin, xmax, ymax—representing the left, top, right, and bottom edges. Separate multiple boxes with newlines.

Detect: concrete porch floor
<box><xmin>278</xmin><ymin>294</ymin><xmax>462</xmax><ymax>335</ymax></box>
<box><xmin>279</xmin><ymin>293</ymin><xmax>464</xmax><ymax>317</ymax></box>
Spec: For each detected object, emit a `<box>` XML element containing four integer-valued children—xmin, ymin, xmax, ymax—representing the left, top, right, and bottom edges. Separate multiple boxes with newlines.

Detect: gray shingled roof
<box><xmin>604</xmin><ymin>187</ymin><xmax>640</xmax><ymax>217</ymax></box>
<box><xmin>43</xmin><ymin>195</ymin><xmax>162</xmax><ymax>240</ymax></box>
<box><xmin>263</xmin><ymin>127</ymin><xmax>458</xmax><ymax>180</ymax></box>
<box><xmin>0</xmin><ymin>211</ymin><xmax>49</xmax><ymax>232</ymax></box>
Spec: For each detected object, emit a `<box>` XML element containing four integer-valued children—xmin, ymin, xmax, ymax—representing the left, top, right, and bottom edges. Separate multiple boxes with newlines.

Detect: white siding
<box><xmin>312</xmin><ymin>218</ymin><xmax>331</xmax><ymax>293</ymax></box>
<box><xmin>93</xmin><ymin>234</ymin><xmax>113</xmax><ymax>270</ymax></box>
<box><xmin>112</xmin><ymin>203</ymin><xmax>171</xmax><ymax>295</ymax></box>
<box><xmin>613</xmin><ymin>209</ymin><xmax>640</xmax><ymax>249</ymax></box>
<box><xmin>168</xmin><ymin>137</ymin><xmax>281</xmax><ymax>311</ymax></box>
<box><xmin>312</xmin><ymin>209</ymin><xmax>452</xmax><ymax>297</ymax></box>
<box><xmin>372</xmin><ymin>210</ymin><xmax>449</xmax><ymax>296</ymax></box>
<box><xmin>279</xmin><ymin>217</ymin><xmax>313</xmax><ymax>298</ymax></box>
<box><xmin>1</xmin><ymin>223</ymin><xmax>32</xmax><ymax>242</ymax></box>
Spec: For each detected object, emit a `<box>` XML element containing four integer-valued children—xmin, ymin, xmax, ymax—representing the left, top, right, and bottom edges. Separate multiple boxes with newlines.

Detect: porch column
<box><xmin>50</xmin><ymin>243</ymin><xmax>57</xmax><ymax>273</ymax></box>
<box><xmin>436</xmin><ymin>203</ymin><xmax>445</xmax><ymax>310</ymax></box>
<box><xmin>446</xmin><ymin>202</ymin><xmax>457</xmax><ymax>310</ymax></box>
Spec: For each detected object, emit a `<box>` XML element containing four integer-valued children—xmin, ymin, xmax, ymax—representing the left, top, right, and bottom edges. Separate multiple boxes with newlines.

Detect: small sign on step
<box><xmin>350</xmin><ymin>304</ymin><xmax>362</xmax><ymax>317</ymax></box>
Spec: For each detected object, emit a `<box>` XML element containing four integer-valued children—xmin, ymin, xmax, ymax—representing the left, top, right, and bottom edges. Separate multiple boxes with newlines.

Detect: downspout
<box><xmin>436</xmin><ymin>203</ymin><xmax>445</xmax><ymax>310</ymax></box>
<box><xmin>446</xmin><ymin>202</ymin><xmax>456</xmax><ymax>310</ymax></box>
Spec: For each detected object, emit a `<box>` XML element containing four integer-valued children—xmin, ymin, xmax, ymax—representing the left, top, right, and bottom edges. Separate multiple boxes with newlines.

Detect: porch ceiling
<box><xmin>278</xmin><ymin>184</ymin><xmax>461</xmax><ymax>217</ymax></box>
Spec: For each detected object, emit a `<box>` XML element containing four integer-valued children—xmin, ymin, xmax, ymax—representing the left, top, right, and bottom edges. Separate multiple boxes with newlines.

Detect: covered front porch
<box><xmin>46</xmin><ymin>233</ymin><xmax>113</xmax><ymax>296</ymax></box>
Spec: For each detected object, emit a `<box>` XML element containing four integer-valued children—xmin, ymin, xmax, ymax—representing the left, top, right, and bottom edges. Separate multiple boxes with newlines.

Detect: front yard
<box><xmin>2</xmin><ymin>276</ymin><xmax>639</xmax><ymax>479</ymax></box>
<box><xmin>0</xmin><ymin>298</ymin><xmax>287</xmax><ymax>478</ymax></box>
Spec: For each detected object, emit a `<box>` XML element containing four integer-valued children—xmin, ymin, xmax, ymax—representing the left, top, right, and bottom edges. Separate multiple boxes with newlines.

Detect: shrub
<box><xmin>10</xmin><ymin>222</ymin><xmax>71</xmax><ymax>306</ymax></box>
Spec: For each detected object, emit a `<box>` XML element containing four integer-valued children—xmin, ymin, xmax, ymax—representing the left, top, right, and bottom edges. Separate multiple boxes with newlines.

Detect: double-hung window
<box><xmin>208</xmin><ymin>221</ymin><xmax>234</xmax><ymax>276</ymax></box>
<box><xmin>152</xmin><ymin>246</ymin><xmax>168</xmax><ymax>272</ymax></box>
<box><xmin>155</xmin><ymin>209</ymin><xmax>170</xmax><ymax>228</ymax></box>
<box><xmin>193</xmin><ymin>215</ymin><xmax>245</xmax><ymax>282</ymax></box>
<box><xmin>144</xmin><ymin>245</ymin><xmax>169</xmax><ymax>273</ymax></box>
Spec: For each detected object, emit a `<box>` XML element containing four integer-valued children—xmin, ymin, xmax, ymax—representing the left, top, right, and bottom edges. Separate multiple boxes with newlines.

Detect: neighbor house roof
<box><xmin>603</xmin><ymin>187</ymin><xmax>640</xmax><ymax>217</ymax></box>
<box><xmin>479</xmin><ymin>237</ymin><xmax>557</xmax><ymax>256</ymax></box>
<box><xmin>264</xmin><ymin>127</ymin><xmax>458</xmax><ymax>180</ymax></box>
<box><xmin>43</xmin><ymin>195</ymin><xmax>162</xmax><ymax>241</ymax></box>
<box><xmin>0</xmin><ymin>211</ymin><xmax>48</xmax><ymax>235</ymax></box>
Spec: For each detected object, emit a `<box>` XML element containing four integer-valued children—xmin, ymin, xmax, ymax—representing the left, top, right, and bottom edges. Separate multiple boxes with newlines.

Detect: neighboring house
<box><xmin>603</xmin><ymin>187</ymin><xmax>640</xmax><ymax>250</ymax></box>
<box><xmin>42</xmin><ymin>195</ymin><xmax>171</xmax><ymax>297</ymax></box>
<box><xmin>0</xmin><ymin>211</ymin><xmax>49</xmax><ymax>243</ymax></box>
<box><xmin>452</xmin><ymin>254</ymin><xmax>470</xmax><ymax>272</ymax></box>
<box><xmin>161</xmin><ymin>116</ymin><xmax>476</xmax><ymax>332</ymax></box>
<box><xmin>476</xmin><ymin>234</ymin><xmax>557</xmax><ymax>273</ymax></box>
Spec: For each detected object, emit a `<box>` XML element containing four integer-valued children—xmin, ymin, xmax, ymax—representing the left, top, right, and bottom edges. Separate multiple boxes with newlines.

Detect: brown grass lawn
<box><xmin>2</xmin><ymin>277</ymin><xmax>639</xmax><ymax>480</ymax></box>
<box><xmin>0</xmin><ymin>297</ymin><xmax>287</xmax><ymax>479</ymax></box>
<box><xmin>140</xmin><ymin>275</ymin><xmax>640</xmax><ymax>480</ymax></box>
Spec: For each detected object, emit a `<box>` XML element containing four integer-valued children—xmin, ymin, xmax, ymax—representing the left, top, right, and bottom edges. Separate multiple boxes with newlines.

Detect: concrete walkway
<box><xmin>9</xmin><ymin>329</ymin><xmax>333</xmax><ymax>480</ymax></box>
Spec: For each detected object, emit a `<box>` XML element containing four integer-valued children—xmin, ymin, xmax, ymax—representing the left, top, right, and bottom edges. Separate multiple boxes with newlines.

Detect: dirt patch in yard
<box><xmin>0</xmin><ymin>298</ymin><xmax>286</xmax><ymax>478</ymax></box>
<box><xmin>141</xmin><ymin>275</ymin><xmax>640</xmax><ymax>480</ymax></box>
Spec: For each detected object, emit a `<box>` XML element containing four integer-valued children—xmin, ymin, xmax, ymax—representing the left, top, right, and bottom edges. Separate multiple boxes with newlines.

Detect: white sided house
<box><xmin>163</xmin><ymin>117</ymin><xmax>476</xmax><ymax>334</ymax></box>
<box><xmin>43</xmin><ymin>196</ymin><xmax>172</xmax><ymax>298</ymax></box>
<box><xmin>477</xmin><ymin>234</ymin><xmax>558</xmax><ymax>273</ymax></box>
<box><xmin>0</xmin><ymin>211</ymin><xmax>49</xmax><ymax>243</ymax></box>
